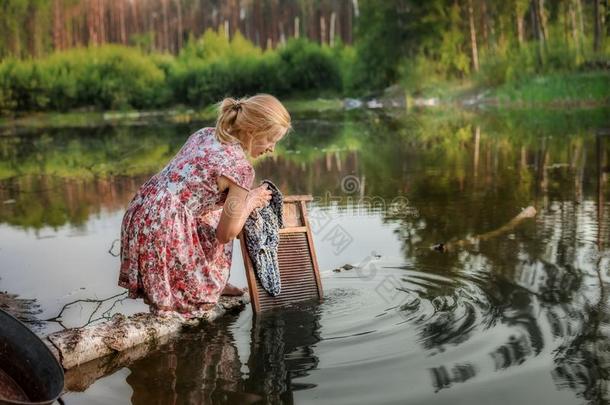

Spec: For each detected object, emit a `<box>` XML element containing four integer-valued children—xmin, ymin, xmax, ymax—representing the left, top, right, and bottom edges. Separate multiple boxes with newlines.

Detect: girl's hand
<box><xmin>248</xmin><ymin>183</ymin><xmax>272</xmax><ymax>211</ymax></box>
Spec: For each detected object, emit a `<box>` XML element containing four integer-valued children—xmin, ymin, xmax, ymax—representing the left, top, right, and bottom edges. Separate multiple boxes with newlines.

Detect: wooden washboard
<box><xmin>238</xmin><ymin>195</ymin><xmax>323</xmax><ymax>314</ymax></box>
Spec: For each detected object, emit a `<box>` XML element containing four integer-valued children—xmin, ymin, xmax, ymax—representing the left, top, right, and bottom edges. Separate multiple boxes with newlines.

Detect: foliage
<box><xmin>350</xmin><ymin>0</ymin><xmax>445</xmax><ymax>93</ymax></box>
<box><xmin>1</xmin><ymin>0</ymin><xmax>610</xmax><ymax>114</ymax></box>
<box><xmin>352</xmin><ymin>0</ymin><xmax>610</xmax><ymax>95</ymax></box>
<box><xmin>0</xmin><ymin>45</ymin><xmax>169</xmax><ymax>113</ymax></box>
<box><xmin>0</xmin><ymin>29</ymin><xmax>348</xmax><ymax>114</ymax></box>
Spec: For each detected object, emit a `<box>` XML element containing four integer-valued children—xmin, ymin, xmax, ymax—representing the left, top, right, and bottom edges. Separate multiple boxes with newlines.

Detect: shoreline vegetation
<box><xmin>1</xmin><ymin>0</ymin><xmax>609</xmax><ymax>128</ymax></box>
<box><xmin>1</xmin><ymin>69</ymin><xmax>607</xmax><ymax>132</ymax></box>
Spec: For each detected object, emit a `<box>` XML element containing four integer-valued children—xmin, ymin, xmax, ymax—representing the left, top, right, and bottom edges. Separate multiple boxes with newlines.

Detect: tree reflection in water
<box><xmin>411</xmin><ymin>133</ymin><xmax>609</xmax><ymax>402</ymax></box>
<box><xmin>1</xmin><ymin>110</ymin><xmax>608</xmax><ymax>403</ymax></box>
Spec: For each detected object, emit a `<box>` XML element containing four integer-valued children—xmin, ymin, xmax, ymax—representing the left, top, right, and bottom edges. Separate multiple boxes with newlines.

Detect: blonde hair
<box><xmin>214</xmin><ymin>94</ymin><xmax>292</xmax><ymax>152</ymax></box>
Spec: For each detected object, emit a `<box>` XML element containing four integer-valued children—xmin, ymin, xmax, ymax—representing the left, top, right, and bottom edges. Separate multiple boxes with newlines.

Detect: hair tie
<box><xmin>232</xmin><ymin>101</ymin><xmax>242</xmax><ymax>112</ymax></box>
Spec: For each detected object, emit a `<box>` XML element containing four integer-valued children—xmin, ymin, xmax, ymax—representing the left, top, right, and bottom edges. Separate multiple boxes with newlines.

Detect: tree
<box><xmin>467</xmin><ymin>0</ymin><xmax>479</xmax><ymax>72</ymax></box>
<box><xmin>593</xmin><ymin>0</ymin><xmax>603</xmax><ymax>52</ymax></box>
<box><xmin>352</xmin><ymin>0</ymin><xmax>446</xmax><ymax>91</ymax></box>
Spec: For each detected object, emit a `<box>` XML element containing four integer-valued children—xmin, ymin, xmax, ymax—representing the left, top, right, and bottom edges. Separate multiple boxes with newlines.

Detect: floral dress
<box><xmin>118</xmin><ymin>127</ymin><xmax>255</xmax><ymax>318</ymax></box>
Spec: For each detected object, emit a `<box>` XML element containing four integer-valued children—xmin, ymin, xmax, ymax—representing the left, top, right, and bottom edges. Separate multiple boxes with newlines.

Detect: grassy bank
<box><xmin>1</xmin><ymin>70</ymin><xmax>607</xmax><ymax>132</ymax></box>
<box><xmin>408</xmin><ymin>70</ymin><xmax>610</xmax><ymax>108</ymax></box>
<box><xmin>491</xmin><ymin>71</ymin><xmax>610</xmax><ymax>106</ymax></box>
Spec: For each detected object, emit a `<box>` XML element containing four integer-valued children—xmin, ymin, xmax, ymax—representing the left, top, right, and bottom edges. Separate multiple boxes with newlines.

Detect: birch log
<box><xmin>45</xmin><ymin>295</ymin><xmax>249</xmax><ymax>370</ymax></box>
<box><xmin>63</xmin><ymin>329</ymin><xmax>174</xmax><ymax>392</ymax></box>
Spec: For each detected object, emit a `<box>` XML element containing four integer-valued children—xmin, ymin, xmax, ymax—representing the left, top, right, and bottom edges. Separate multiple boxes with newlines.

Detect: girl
<box><xmin>118</xmin><ymin>94</ymin><xmax>292</xmax><ymax>318</ymax></box>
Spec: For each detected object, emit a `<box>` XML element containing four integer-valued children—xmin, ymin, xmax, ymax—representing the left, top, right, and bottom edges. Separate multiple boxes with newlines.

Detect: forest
<box><xmin>0</xmin><ymin>0</ymin><xmax>608</xmax><ymax>115</ymax></box>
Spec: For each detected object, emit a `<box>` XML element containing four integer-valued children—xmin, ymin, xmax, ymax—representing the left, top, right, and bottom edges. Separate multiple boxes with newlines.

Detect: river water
<box><xmin>0</xmin><ymin>108</ymin><xmax>609</xmax><ymax>404</ymax></box>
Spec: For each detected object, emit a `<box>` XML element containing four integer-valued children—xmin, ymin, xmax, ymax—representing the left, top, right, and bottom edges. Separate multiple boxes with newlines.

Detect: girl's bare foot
<box><xmin>221</xmin><ymin>282</ymin><xmax>247</xmax><ymax>296</ymax></box>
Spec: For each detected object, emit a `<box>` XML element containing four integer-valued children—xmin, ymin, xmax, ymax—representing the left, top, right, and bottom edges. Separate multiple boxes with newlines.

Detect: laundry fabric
<box><xmin>243</xmin><ymin>179</ymin><xmax>284</xmax><ymax>296</ymax></box>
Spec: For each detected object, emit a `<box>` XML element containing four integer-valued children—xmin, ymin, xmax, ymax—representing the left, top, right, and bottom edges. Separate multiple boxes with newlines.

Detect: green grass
<box><xmin>405</xmin><ymin>70</ymin><xmax>610</xmax><ymax>108</ymax></box>
<box><xmin>282</xmin><ymin>97</ymin><xmax>343</xmax><ymax>112</ymax></box>
<box><xmin>493</xmin><ymin>71</ymin><xmax>610</xmax><ymax>105</ymax></box>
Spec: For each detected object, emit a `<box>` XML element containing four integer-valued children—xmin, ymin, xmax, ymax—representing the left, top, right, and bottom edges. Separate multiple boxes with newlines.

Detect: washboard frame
<box><xmin>238</xmin><ymin>195</ymin><xmax>323</xmax><ymax>314</ymax></box>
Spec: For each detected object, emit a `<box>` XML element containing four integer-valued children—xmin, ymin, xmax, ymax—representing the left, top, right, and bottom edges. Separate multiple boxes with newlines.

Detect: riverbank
<box><xmin>410</xmin><ymin>70</ymin><xmax>610</xmax><ymax>108</ymax></box>
<box><xmin>0</xmin><ymin>71</ymin><xmax>607</xmax><ymax>132</ymax></box>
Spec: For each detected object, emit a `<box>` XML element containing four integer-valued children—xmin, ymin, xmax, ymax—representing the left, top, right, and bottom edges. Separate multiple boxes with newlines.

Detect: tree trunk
<box><xmin>531</xmin><ymin>0</ymin><xmax>545</xmax><ymax>66</ymax></box>
<box><xmin>161</xmin><ymin>0</ymin><xmax>170</xmax><ymax>51</ymax></box>
<box><xmin>537</xmin><ymin>0</ymin><xmax>548</xmax><ymax>42</ymax></box>
<box><xmin>270</xmin><ymin>0</ymin><xmax>278</xmax><ymax>47</ymax></box>
<box><xmin>330</xmin><ymin>11</ymin><xmax>336</xmax><ymax>46</ymax></box>
<box><xmin>515</xmin><ymin>0</ymin><xmax>528</xmax><ymax>46</ymax></box>
<box><xmin>53</xmin><ymin>0</ymin><xmax>64</xmax><ymax>51</ymax></box>
<box><xmin>97</xmin><ymin>0</ymin><xmax>105</xmax><ymax>44</ymax></box>
<box><xmin>130</xmin><ymin>0</ymin><xmax>139</xmax><ymax>36</ymax></box>
<box><xmin>594</xmin><ymin>0</ymin><xmax>602</xmax><ymax>52</ymax></box>
<box><xmin>347</xmin><ymin>0</ymin><xmax>353</xmax><ymax>44</ymax></box>
<box><xmin>230</xmin><ymin>0</ymin><xmax>239</xmax><ymax>38</ymax></box>
<box><xmin>87</xmin><ymin>0</ymin><xmax>97</xmax><ymax>45</ymax></box>
<box><xmin>279</xmin><ymin>21</ymin><xmax>286</xmax><ymax>45</ymax></box>
<box><xmin>481</xmin><ymin>0</ymin><xmax>489</xmax><ymax>51</ymax></box>
<box><xmin>468</xmin><ymin>0</ymin><xmax>480</xmax><ymax>73</ymax></box>
<box><xmin>118</xmin><ymin>0</ymin><xmax>126</xmax><ymax>44</ymax></box>
<box><xmin>253</xmin><ymin>0</ymin><xmax>261</xmax><ymax>47</ymax></box>
<box><xmin>516</xmin><ymin>11</ymin><xmax>525</xmax><ymax>45</ymax></box>
<box><xmin>569</xmin><ymin>0</ymin><xmax>581</xmax><ymax>55</ymax></box>
<box><xmin>320</xmin><ymin>15</ymin><xmax>326</xmax><ymax>45</ymax></box>
<box><xmin>175</xmin><ymin>0</ymin><xmax>183</xmax><ymax>50</ymax></box>
<box><xmin>45</xmin><ymin>295</ymin><xmax>249</xmax><ymax>370</ymax></box>
<box><xmin>576</xmin><ymin>0</ymin><xmax>585</xmax><ymax>46</ymax></box>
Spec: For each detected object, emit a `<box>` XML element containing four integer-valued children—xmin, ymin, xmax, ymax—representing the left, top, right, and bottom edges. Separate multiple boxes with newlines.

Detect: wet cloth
<box><xmin>243</xmin><ymin>180</ymin><xmax>284</xmax><ymax>296</ymax></box>
<box><xmin>118</xmin><ymin>127</ymin><xmax>255</xmax><ymax>318</ymax></box>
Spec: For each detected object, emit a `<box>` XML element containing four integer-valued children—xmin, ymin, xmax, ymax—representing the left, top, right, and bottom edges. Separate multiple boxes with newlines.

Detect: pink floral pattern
<box><xmin>119</xmin><ymin>127</ymin><xmax>255</xmax><ymax>318</ymax></box>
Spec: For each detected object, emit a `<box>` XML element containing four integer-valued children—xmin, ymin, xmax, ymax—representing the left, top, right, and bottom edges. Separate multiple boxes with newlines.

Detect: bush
<box><xmin>0</xmin><ymin>30</ymin><xmax>352</xmax><ymax>115</ymax></box>
<box><xmin>75</xmin><ymin>46</ymin><xmax>168</xmax><ymax>109</ymax></box>
<box><xmin>275</xmin><ymin>38</ymin><xmax>342</xmax><ymax>94</ymax></box>
<box><xmin>0</xmin><ymin>58</ymin><xmax>50</xmax><ymax>112</ymax></box>
<box><xmin>0</xmin><ymin>45</ymin><xmax>169</xmax><ymax>112</ymax></box>
<box><xmin>477</xmin><ymin>40</ymin><xmax>584</xmax><ymax>88</ymax></box>
<box><xmin>170</xmin><ymin>34</ymin><xmax>343</xmax><ymax>105</ymax></box>
<box><xmin>331</xmin><ymin>39</ymin><xmax>359</xmax><ymax>95</ymax></box>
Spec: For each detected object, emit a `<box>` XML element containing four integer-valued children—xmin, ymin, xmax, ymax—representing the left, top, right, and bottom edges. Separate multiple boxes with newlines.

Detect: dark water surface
<box><xmin>0</xmin><ymin>108</ymin><xmax>609</xmax><ymax>404</ymax></box>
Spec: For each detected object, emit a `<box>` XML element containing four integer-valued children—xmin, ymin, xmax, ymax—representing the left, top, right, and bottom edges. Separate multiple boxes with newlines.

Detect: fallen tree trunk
<box><xmin>45</xmin><ymin>295</ymin><xmax>249</xmax><ymax>370</ymax></box>
<box><xmin>63</xmin><ymin>329</ymin><xmax>174</xmax><ymax>392</ymax></box>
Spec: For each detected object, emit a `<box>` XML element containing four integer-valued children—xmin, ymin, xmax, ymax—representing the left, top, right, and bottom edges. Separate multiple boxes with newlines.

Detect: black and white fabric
<box><xmin>243</xmin><ymin>179</ymin><xmax>284</xmax><ymax>296</ymax></box>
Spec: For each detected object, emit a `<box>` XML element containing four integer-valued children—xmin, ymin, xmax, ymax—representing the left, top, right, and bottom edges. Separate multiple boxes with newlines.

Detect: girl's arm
<box><xmin>215</xmin><ymin>177</ymin><xmax>271</xmax><ymax>244</ymax></box>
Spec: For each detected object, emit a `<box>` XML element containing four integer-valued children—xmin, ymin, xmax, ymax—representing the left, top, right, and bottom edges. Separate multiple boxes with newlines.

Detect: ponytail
<box><xmin>215</xmin><ymin>97</ymin><xmax>246</xmax><ymax>145</ymax></box>
<box><xmin>214</xmin><ymin>94</ymin><xmax>292</xmax><ymax>153</ymax></box>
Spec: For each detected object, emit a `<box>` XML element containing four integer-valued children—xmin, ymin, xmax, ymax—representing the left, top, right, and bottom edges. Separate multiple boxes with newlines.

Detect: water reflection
<box><xmin>0</xmin><ymin>109</ymin><xmax>609</xmax><ymax>404</ymax></box>
<box><xmin>125</xmin><ymin>304</ymin><xmax>321</xmax><ymax>404</ymax></box>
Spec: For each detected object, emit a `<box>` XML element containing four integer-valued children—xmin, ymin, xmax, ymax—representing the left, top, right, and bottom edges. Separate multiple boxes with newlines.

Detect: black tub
<box><xmin>0</xmin><ymin>309</ymin><xmax>64</xmax><ymax>405</ymax></box>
